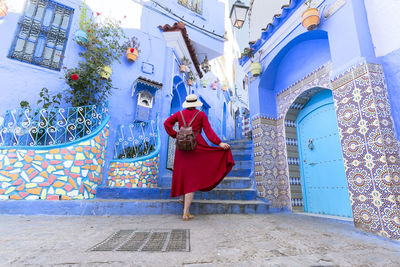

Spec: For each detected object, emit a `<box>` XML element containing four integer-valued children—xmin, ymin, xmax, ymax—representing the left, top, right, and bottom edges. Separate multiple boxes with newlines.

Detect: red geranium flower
<box><xmin>130</xmin><ymin>48</ymin><xmax>135</xmax><ymax>53</ymax></box>
<box><xmin>96</xmin><ymin>12</ymin><xmax>101</xmax><ymax>16</ymax></box>
<box><xmin>71</xmin><ymin>74</ymin><xmax>78</xmax><ymax>81</ymax></box>
<box><xmin>87</xmin><ymin>29</ymin><xmax>91</xmax><ymax>33</ymax></box>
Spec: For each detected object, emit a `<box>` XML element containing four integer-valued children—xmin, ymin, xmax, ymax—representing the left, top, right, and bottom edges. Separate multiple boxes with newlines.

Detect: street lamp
<box><xmin>229</xmin><ymin>0</ymin><xmax>249</xmax><ymax>29</ymax></box>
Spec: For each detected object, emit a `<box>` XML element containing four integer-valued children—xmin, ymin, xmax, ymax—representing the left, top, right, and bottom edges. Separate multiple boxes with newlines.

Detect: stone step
<box><xmin>231</xmin><ymin>148</ymin><xmax>252</xmax><ymax>156</ymax></box>
<box><xmin>228</xmin><ymin>139</ymin><xmax>252</xmax><ymax>145</ymax></box>
<box><xmin>228</xmin><ymin>168</ymin><xmax>251</xmax><ymax>177</ymax></box>
<box><xmin>0</xmin><ymin>199</ymin><xmax>269</xmax><ymax>215</ymax></box>
<box><xmin>158</xmin><ymin>175</ymin><xmax>252</xmax><ymax>189</ymax></box>
<box><xmin>232</xmin><ymin>160</ymin><xmax>252</xmax><ymax>170</ymax></box>
<box><xmin>217</xmin><ymin>177</ymin><xmax>252</xmax><ymax>189</ymax></box>
<box><xmin>233</xmin><ymin>153</ymin><xmax>252</xmax><ymax>161</ymax></box>
<box><xmin>96</xmin><ymin>187</ymin><xmax>257</xmax><ymax>201</ymax></box>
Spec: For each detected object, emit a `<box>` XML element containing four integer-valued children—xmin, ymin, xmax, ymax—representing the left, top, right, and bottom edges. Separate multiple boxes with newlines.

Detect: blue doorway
<box><xmin>296</xmin><ymin>90</ymin><xmax>352</xmax><ymax>218</ymax></box>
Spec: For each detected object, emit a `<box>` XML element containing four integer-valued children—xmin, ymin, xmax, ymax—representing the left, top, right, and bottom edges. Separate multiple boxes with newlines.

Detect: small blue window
<box><xmin>8</xmin><ymin>0</ymin><xmax>74</xmax><ymax>71</ymax></box>
<box><xmin>178</xmin><ymin>0</ymin><xmax>202</xmax><ymax>15</ymax></box>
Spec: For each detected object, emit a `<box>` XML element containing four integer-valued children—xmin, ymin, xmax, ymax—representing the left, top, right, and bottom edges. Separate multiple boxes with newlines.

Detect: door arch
<box><xmin>166</xmin><ymin>76</ymin><xmax>188</xmax><ymax>169</ymax></box>
<box><xmin>296</xmin><ymin>90</ymin><xmax>352</xmax><ymax>218</ymax></box>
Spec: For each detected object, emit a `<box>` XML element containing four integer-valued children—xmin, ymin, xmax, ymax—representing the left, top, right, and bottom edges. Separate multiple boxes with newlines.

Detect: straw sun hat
<box><xmin>182</xmin><ymin>94</ymin><xmax>203</xmax><ymax>108</ymax></box>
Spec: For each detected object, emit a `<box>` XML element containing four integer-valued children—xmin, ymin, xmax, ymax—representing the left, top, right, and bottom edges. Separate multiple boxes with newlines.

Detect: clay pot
<box><xmin>126</xmin><ymin>48</ymin><xmax>139</xmax><ymax>62</ymax></box>
<box><xmin>180</xmin><ymin>64</ymin><xmax>187</xmax><ymax>73</ymax></box>
<box><xmin>201</xmin><ymin>80</ymin><xmax>208</xmax><ymax>88</ymax></box>
<box><xmin>187</xmin><ymin>79</ymin><xmax>193</xmax><ymax>86</ymax></box>
<box><xmin>211</xmin><ymin>82</ymin><xmax>217</xmax><ymax>90</ymax></box>
<box><xmin>301</xmin><ymin>8</ymin><xmax>320</xmax><ymax>31</ymax></box>
<box><xmin>0</xmin><ymin>1</ymin><xmax>7</xmax><ymax>18</ymax></box>
<box><xmin>250</xmin><ymin>62</ymin><xmax>262</xmax><ymax>77</ymax></box>
<box><xmin>99</xmin><ymin>65</ymin><xmax>112</xmax><ymax>80</ymax></box>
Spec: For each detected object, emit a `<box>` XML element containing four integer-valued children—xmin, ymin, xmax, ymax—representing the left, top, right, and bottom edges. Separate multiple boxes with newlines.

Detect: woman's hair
<box><xmin>187</xmin><ymin>107</ymin><xmax>196</xmax><ymax>110</ymax></box>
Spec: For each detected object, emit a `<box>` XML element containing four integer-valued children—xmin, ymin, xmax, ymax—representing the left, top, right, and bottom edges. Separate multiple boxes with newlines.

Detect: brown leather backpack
<box><xmin>176</xmin><ymin>110</ymin><xmax>201</xmax><ymax>151</ymax></box>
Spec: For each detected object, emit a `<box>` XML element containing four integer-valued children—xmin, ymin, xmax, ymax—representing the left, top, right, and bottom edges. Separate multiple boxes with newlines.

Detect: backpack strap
<box><xmin>188</xmin><ymin>110</ymin><xmax>201</xmax><ymax>127</ymax></box>
<box><xmin>179</xmin><ymin>111</ymin><xmax>187</xmax><ymax>127</ymax></box>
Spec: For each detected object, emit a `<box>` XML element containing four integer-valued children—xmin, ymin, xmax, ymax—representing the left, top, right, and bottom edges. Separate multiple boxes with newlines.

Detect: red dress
<box><xmin>164</xmin><ymin>109</ymin><xmax>235</xmax><ymax>197</ymax></box>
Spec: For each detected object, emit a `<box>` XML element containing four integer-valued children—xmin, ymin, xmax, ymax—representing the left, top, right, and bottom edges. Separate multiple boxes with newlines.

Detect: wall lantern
<box><xmin>229</xmin><ymin>0</ymin><xmax>249</xmax><ymax>29</ymax></box>
<box><xmin>0</xmin><ymin>1</ymin><xmax>8</xmax><ymax>19</ymax></box>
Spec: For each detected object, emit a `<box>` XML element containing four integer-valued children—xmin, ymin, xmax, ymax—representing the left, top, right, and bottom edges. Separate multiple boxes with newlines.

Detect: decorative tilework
<box><xmin>0</xmin><ymin>123</ymin><xmax>109</xmax><ymax>200</ymax></box>
<box><xmin>106</xmin><ymin>156</ymin><xmax>159</xmax><ymax>188</ymax></box>
<box><xmin>332</xmin><ymin>60</ymin><xmax>400</xmax><ymax>240</ymax></box>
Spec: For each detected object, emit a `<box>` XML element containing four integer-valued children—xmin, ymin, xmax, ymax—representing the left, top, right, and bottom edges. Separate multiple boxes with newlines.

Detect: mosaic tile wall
<box><xmin>0</xmin><ymin>124</ymin><xmax>109</xmax><ymax>200</ymax></box>
<box><xmin>106</xmin><ymin>155</ymin><xmax>159</xmax><ymax>188</ymax></box>
<box><xmin>331</xmin><ymin>61</ymin><xmax>400</xmax><ymax>239</ymax></box>
<box><xmin>252</xmin><ymin>63</ymin><xmax>332</xmax><ymax>210</ymax></box>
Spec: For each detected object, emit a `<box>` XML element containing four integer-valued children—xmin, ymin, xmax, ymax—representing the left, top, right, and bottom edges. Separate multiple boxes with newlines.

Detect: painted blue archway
<box><xmin>296</xmin><ymin>90</ymin><xmax>352</xmax><ymax>218</ymax></box>
<box><xmin>255</xmin><ymin>30</ymin><xmax>331</xmax><ymax>119</ymax></box>
<box><xmin>171</xmin><ymin>76</ymin><xmax>188</xmax><ymax>114</ymax></box>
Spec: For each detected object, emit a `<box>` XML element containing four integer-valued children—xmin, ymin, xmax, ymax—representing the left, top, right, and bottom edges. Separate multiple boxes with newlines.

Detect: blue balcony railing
<box><xmin>0</xmin><ymin>104</ymin><xmax>108</xmax><ymax>147</ymax></box>
<box><xmin>114</xmin><ymin>116</ymin><xmax>159</xmax><ymax>160</ymax></box>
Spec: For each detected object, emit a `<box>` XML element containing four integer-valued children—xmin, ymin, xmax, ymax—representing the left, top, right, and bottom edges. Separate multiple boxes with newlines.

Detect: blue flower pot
<box><xmin>75</xmin><ymin>29</ymin><xmax>88</xmax><ymax>47</ymax></box>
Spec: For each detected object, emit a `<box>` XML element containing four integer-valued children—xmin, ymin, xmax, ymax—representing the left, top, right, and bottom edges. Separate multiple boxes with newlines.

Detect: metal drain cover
<box><xmin>90</xmin><ymin>229</ymin><xmax>190</xmax><ymax>252</ymax></box>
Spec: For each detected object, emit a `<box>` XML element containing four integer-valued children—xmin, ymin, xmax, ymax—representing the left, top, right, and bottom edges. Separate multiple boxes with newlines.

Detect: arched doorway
<box><xmin>286</xmin><ymin>89</ymin><xmax>352</xmax><ymax>217</ymax></box>
<box><xmin>166</xmin><ymin>76</ymin><xmax>188</xmax><ymax>169</ymax></box>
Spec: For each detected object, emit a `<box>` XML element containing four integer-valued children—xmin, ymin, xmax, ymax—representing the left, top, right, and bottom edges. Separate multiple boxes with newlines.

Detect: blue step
<box><xmin>96</xmin><ymin>187</ymin><xmax>257</xmax><ymax>201</ymax></box>
<box><xmin>217</xmin><ymin>177</ymin><xmax>251</xmax><ymax>189</ymax></box>
<box><xmin>228</xmin><ymin>169</ymin><xmax>251</xmax><ymax>177</ymax></box>
<box><xmin>0</xmin><ymin>199</ymin><xmax>269</xmax><ymax>215</ymax></box>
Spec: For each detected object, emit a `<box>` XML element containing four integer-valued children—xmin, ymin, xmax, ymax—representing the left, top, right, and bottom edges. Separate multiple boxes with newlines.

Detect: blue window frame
<box><xmin>8</xmin><ymin>0</ymin><xmax>74</xmax><ymax>71</ymax></box>
<box><xmin>178</xmin><ymin>0</ymin><xmax>203</xmax><ymax>15</ymax></box>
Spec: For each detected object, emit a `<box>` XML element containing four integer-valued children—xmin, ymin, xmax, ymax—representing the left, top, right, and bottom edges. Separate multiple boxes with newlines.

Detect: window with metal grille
<box><xmin>8</xmin><ymin>0</ymin><xmax>74</xmax><ymax>71</ymax></box>
<box><xmin>178</xmin><ymin>0</ymin><xmax>202</xmax><ymax>15</ymax></box>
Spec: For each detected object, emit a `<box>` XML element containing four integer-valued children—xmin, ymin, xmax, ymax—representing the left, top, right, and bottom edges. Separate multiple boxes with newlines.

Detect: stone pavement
<box><xmin>1</xmin><ymin>213</ymin><xmax>400</xmax><ymax>266</ymax></box>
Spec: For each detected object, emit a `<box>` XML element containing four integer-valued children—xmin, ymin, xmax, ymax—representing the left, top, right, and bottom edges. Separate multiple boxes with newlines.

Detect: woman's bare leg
<box><xmin>183</xmin><ymin>192</ymin><xmax>195</xmax><ymax>220</ymax></box>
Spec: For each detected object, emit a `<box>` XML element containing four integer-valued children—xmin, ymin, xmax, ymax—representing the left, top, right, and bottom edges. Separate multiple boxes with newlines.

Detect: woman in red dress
<box><xmin>164</xmin><ymin>94</ymin><xmax>235</xmax><ymax>221</ymax></box>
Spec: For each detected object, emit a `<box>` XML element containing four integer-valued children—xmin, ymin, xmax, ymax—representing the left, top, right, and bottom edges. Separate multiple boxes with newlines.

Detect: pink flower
<box><xmin>96</xmin><ymin>12</ymin><xmax>101</xmax><ymax>16</ymax></box>
<box><xmin>87</xmin><ymin>30</ymin><xmax>91</xmax><ymax>33</ymax></box>
<box><xmin>71</xmin><ymin>74</ymin><xmax>78</xmax><ymax>81</ymax></box>
<box><xmin>124</xmin><ymin>15</ymin><xmax>127</xmax><ymax>18</ymax></box>
<box><xmin>130</xmin><ymin>48</ymin><xmax>135</xmax><ymax>53</ymax></box>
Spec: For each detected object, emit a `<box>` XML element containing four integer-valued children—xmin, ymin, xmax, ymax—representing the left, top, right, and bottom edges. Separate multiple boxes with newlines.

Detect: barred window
<box><xmin>8</xmin><ymin>0</ymin><xmax>74</xmax><ymax>71</ymax></box>
<box><xmin>178</xmin><ymin>0</ymin><xmax>202</xmax><ymax>15</ymax></box>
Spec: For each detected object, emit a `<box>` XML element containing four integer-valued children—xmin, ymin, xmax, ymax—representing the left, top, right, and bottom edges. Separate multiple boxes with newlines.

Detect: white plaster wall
<box><xmin>249</xmin><ymin>0</ymin><xmax>287</xmax><ymax>42</ymax></box>
<box><xmin>364</xmin><ymin>0</ymin><xmax>400</xmax><ymax>57</ymax></box>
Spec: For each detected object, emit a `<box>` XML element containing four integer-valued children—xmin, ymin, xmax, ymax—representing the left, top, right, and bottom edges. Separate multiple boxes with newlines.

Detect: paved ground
<box><xmin>1</xmin><ymin>213</ymin><xmax>400</xmax><ymax>266</ymax></box>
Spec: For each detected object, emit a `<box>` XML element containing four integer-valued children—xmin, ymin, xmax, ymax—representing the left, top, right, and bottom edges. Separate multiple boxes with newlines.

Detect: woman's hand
<box><xmin>219</xmin><ymin>142</ymin><xmax>231</xmax><ymax>150</ymax></box>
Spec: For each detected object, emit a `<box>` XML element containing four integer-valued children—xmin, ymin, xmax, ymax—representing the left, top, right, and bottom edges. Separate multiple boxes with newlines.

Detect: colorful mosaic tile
<box><xmin>106</xmin><ymin>155</ymin><xmax>159</xmax><ymax>188</ymax></box>
<box><xmin>0</xmin><ymin>124</ymin><xmax>109</xmax><ymax>200</ymax></box>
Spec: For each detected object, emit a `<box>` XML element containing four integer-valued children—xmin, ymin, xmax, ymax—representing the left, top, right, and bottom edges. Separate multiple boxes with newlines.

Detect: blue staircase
<box><xmin>0</xmin><ymin>139</ymin><xmax>270</xmax><ymax>215</ymax></box>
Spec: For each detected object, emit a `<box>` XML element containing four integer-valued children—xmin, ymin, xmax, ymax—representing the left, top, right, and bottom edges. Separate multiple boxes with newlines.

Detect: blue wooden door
<box><xmin>297</xmin><ymin>90</ymin><xmax>352</xmax><ymax>218</ymax></box>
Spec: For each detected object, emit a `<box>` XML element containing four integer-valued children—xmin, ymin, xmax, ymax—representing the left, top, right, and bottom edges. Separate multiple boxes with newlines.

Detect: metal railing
<box><xmin>114</xmin><ymin>116</ymin><xmax>159</xmax><ymax>160</ymax></box>
<box><xmin>0</xmin><ymin>104</ymin><xmax>108</xmax><ymax>147</ymax></box>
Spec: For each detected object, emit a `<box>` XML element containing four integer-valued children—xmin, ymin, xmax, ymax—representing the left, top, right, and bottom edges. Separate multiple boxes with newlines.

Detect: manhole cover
<box><xmin>90</xmin><ymin>229</ymin><xmax>190</xmax><ymax>252</ymax></box>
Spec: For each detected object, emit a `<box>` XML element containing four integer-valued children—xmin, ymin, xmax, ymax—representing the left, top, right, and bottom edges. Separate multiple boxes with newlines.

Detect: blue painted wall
<box><xmin>0</xmin><ymin>0</ymin><xmax>232</xmax><ymax>185</ymax></box>
<box><xmin>381</xmin><ymin>48</ymin><xmax>400</xmax><ymax>139</ymax></box>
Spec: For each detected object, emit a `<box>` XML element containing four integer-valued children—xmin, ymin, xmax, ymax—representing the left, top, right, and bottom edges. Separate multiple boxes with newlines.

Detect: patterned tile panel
<box><xmin>0</xmin><ymin>124</ymin><xmax>109</xmax><ymax>200</ymax></box>
<box><xmin>106</xmin><ymin>156</ymin><xmax>159</xmax><ymax>188</ymax></box>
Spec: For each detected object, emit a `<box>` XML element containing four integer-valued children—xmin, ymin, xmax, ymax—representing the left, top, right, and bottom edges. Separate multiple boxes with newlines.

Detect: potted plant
<box><xmin>249</xmin><ymin>49</ymin><xmax>263</xmax><ymax>77</ymax></box>
<box><xmin>75</xmin><ymin>4</ymin><xmax>89</xmax><ymax>47</ymax></box>
<box><xmin>222</xmin><ymin>82</ymin><xmax>228</xmax><ymax>91</ymax></box>
<box><xmin>180</xmin><ymin>57</ymin><xmax>190</xmax><ymax>73</ymax></box>
<box><xmin>302</xmin><ymin>0</ymin><xmax>320</xmax><ymax>31</ymax></box>
<box><xmin>0</xmin><ymin>0</ymin><xmax>8</xmax><ymax>18</ymax></box>
<box><xmin>187</xmin><ymin>70</ymin><xmax>195</xmax><ymax>86</ymax></box>
<box><xmin>201</xmin><ymin>80</ymin><xmax>208</xmax><ymax>88</ymax></box>
<box><xmin>124</xmin><ymin>36</ymin><xmax>140</xmax><ymax>63</ymax></box>
<box><xmin>211</xmin><ymin>81</ymin><xmax>217</xmax><ymax>90</ymax></box>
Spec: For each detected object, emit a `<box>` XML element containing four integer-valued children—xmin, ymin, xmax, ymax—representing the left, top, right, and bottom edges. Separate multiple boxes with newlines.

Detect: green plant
<box><xmin>240</xmin><ymin>47</ymin><xmax>255</xmax><ymax>60</ymax></box>
<box><xmin>117</xmin><ymin>142</ymin><xmax>155</xmax><ymax>159</ymax></box>
<box><xmin>123</xmin><ymin>36</ymin><xmax>141</xmax><ymax>52</ymax></box>
<box><xmin>304</xmin><ymin>0</ymin><xmax>315</xmax><ymax>8</ymax></box>
<box><xmin>64</xmin><ymin>3</ymin><xmax>127</xmax><ymax>107</ymax></box>
<box><xmin>181</xmin><ymin>56</ymin><xmax>190</xmax><ymax>66</ymax></box>
<box><xmin>187</xmin><ymin>70</ymin><xmax>196</xmax><ymax>81</ymax></box>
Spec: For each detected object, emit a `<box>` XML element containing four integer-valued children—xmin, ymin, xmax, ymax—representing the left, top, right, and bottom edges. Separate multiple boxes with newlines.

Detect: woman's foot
<box><xmin>182</xmin><ymin>213</ymin><xmax>195</xmax><ymax>221</ymax></box>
